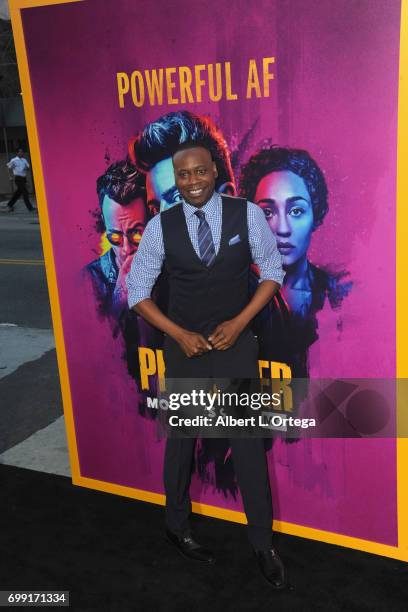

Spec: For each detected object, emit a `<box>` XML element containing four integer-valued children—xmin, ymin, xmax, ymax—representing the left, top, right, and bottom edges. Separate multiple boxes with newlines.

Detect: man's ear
<box><xmin>148</xmin><ymin>201</ymin><xmax>160</xmax><ymax>217</ymax></box>
<box><xmin>212</xmin><ymin>161</ymin><xmax>218</xmax><ymax>178</ymax></box>
<box><xmin>96</xmin><ymin>210</ymin><xmax>106</xmax><ymax>234</ymax></box>
<box><xmin>217</xmin><ymin>181</ymin><xmax>236</xmax><ymax>196</ymax></box>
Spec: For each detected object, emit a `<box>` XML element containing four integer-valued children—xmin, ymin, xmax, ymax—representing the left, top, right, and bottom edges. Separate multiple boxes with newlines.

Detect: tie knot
<box><xmin>195</xmin><ymin>210</ymin><xmax>205</xmax><ymax>221</ymax></box>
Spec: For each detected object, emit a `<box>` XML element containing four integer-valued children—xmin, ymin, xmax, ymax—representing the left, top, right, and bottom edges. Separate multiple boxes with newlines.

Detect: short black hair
<box><xmin>239</xmin><ymin>146</ymin><xmax>329</xmax><ymax>228</ymax></box>
<box><xmin>172</xmin><ymin>141</ymin><xmax>213</xmax><ymax>160</ymax></box>
<box><xmin>129</xmin><ymin>111</ymin><xmax>234</xmax><ymax>189</ymax></box>
<box><xmin>96</xmin><ymin>159</ymin><xmax>146</xmax><ymax>209</ymax></box>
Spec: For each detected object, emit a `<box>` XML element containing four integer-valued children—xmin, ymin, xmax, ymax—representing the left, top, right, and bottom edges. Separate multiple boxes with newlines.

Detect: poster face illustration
<box><xmin>18</xmin><ymin>0</ymin><xmax>402</xmax><ymax>550</ymax></box>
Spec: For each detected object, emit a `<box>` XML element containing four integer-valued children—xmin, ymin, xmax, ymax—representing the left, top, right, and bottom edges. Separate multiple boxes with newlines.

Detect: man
<box><xmin>130</xmin><ymin>112</ymin><xmax>241</xmax><ymax>437</ymax></box>
<box><xmin>87</xmin><ymin>160</ymin><xmax>148</xmax><ymax>317</ymax></box>
<box><xmin>5</xmin><ymin>148</ymin><xmax>35</xmax><ymax>212</ymax></box>
<box><xmin>126</xmin><ymin>142</ymin><xmax>288</xmax><ymax>589</ymax></box>
<box><xmin>86</xmin><ymin>159</ymin><xmax>161</xmax><ymax>386</ymax></box>
<box><xmin>130</xmin><ymin>110</ymin><xmax>235</xmax><ymax>213</ymax></box>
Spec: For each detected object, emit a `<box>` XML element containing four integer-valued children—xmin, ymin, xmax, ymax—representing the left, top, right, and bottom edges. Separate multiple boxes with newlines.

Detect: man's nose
<box><xmin>122</xmin><ymin>236</ymin><xmax>135</xmax><ymax>253</ymax></box>
<box><xmin>276</xmin><ymin>212</ymin><xmax>291</xmax><ymax>237</ymax></box>
<box><xmin>188</xmin><ymin>173</ymin><xmax>201</xmax><ymax>186</ymax></box>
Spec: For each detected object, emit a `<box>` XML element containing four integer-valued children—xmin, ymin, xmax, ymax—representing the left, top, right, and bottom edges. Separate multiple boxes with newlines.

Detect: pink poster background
<box><xmin>22</xmin><ymin>0</ymin><xmax>400</xmax><ymax>544</ymax></box>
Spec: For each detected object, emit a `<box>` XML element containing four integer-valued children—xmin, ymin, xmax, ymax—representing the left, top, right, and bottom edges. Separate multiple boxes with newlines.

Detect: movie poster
<box><xmin>19</xmin><ymin>0</ymin><xmax>401</xmax><ymax>549</ymax></box>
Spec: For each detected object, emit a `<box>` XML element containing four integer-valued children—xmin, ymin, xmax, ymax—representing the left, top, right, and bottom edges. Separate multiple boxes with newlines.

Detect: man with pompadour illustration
<box><xmin>129</xmin><ymin>110</ymin><xmax>235</xmax><ymax>214</ymax></box>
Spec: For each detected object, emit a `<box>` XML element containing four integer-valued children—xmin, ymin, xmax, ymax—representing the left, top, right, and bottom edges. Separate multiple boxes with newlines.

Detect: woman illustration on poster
<box><xmin>240</xmin><ymin>146</ymin><xmax>352</xmax><ymax>377</ymax></box>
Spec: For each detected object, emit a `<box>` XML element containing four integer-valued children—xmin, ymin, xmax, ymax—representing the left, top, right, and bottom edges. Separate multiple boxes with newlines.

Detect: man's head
<box><xmin>129</xmin><ymin>111</ymin><xmax>235</xmax><ymax>212</ymax></box>
<box><xmin>96</xmin><ymin>159</ymin><xmax>148</xmax><ymax>267</ymax></box>
<box><xmin>17</xmin><ymin>148</ymin><xmax>24</xmax><ymax>158</ymax></box>
<box><xmin>172</xmin><ymin>143</ymin><xmax>217</xmax><ymax>207</ymax></box>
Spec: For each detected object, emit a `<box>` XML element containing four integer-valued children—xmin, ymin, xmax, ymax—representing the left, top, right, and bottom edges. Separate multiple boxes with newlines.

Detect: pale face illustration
<box><xmin>255</xmin><ymin>170</ymin><xmax>314</xmax><ymax>268</ymax></box>
<box><xmin>146</xmin><ymin>157</ymin><xmax>182</xmax><ymax>213</ymax></box>
<box><xmin>102</xmin><ymin>195</ymin><xmax>147</xmax><ymax>267</ymax></box>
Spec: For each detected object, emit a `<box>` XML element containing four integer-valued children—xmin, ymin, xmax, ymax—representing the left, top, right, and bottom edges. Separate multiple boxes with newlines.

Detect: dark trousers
<box><xmin>7</xmin><ymin>176</ymin><xmax>33</xmax><ymax>211</ymax></box>
<box><xmin>163</xmin><ymin>329</ymin><xmax>273</xmax><ymax>551</ymax></box>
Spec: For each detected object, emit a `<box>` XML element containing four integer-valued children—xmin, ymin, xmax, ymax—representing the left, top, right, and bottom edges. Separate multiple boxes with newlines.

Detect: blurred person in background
<box><xmin>4</xmin><ymin>148</ymin><xmax>35</xmax><ymax>212</ymax></box>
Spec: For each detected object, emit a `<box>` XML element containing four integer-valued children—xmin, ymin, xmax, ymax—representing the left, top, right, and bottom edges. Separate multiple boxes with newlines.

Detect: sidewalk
<box><xmin>0</xmin><ymin>201</ymin><xmax>70</xmax><ymax>478</ymax></box>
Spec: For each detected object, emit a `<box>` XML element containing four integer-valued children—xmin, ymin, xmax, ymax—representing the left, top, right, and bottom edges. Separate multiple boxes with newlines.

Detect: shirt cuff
<box><xmin>127</xmin><ymin>291</ymin><xmax>151</xmax><ymax>310</ymax></box>
<box><xmin>258</xmin><ymin>269</ymin><xmax>286</xmax><ymax>286</ymax></box>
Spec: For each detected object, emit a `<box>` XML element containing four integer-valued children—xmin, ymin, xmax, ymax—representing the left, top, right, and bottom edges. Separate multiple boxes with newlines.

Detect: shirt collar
<box><xmin>182</xmin><ymin>191</ymin><xmax>221</xmax><ymax>220</ymax></box>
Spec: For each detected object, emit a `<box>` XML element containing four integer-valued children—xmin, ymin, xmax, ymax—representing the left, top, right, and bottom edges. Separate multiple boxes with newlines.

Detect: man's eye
<box><xmin>129</xmin><ymin>231</ymin><xmax>143</xmax><ymax>244</ymax></box>
<box><xmin>197</xmin><ymin>169</ymin><xmax>207</xmax><ymax>175</ymax></box>
<box><xmin>289</xmin><ymin>207</ymin><xmax>304</xmax><ymax>217</ymax></box>
<box><xmin>108</xmin><ymin>232</ymin><xmax>122</xmax><ymax>245</ymax></box>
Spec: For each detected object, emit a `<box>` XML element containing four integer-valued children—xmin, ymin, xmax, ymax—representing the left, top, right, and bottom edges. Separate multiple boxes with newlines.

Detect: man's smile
<box><xmin>188</xmin><ymin>187</ymin><xmax>205</xmax><ymax>197</ymax></box>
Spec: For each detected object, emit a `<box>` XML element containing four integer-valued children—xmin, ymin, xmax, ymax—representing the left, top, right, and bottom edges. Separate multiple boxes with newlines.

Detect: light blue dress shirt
<box><xmin>127</xmin><ymin>192</ymin><xmax>285</xmax><ymax>308</ymax></box>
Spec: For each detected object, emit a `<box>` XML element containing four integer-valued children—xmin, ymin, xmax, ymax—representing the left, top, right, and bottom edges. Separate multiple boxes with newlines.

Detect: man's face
<box><xmin>102</xmin><ymin>195</ymin><xmax>147</xmax><ymax>267</ymax></box>
<box><xmin>17</xmin><ymin>150</ymin><xmax>24</xmax><ymax>158</ymax></box>
<box><xmin>146</xmin><ymin>158</ymin><xmax>182</xmax><ymax>213</ymax></box>
<box><xmin>172</xmin><ymin>146</ymin><xmax>217</xmax><ymax>207</ymax></box>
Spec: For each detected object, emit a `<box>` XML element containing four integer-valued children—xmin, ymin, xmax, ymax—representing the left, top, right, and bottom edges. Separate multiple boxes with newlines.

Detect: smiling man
<box><xmin>130</xmin><ymin>110</ymin><xmax>235</xmax><ymax>213</ymax></box>
<box><xmin>126</xmin><ymin>143</ymin><xmax>288</xmax><ymax>589</ymax></box>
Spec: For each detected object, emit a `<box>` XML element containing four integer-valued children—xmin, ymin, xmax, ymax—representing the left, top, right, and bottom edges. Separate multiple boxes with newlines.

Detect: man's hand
<box><xmin>112</xmin><ymin>256</ymin><xmax>133</xmax><ymax>312</ymax></box>
<box><xmin>208</xmin><ymin>318</ymin><xmax>245</xmax><ymax>351</ymax></box>
<box><xmin>207</xmin><ymin>280</ymin><xmax>281</xmax><ymax>350</ymax></box>
<box><xmin>175</xmin><ymin>329</ymin><xmax>212</xmax><ymax>358</ymax></box>
<box><xmin>134</xmin><ymin>298</ymin><xmax>212</xmax><ymax>358</ymax></box>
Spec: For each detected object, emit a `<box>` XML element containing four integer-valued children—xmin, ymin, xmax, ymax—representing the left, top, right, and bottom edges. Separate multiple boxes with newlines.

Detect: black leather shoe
<box><xmin>255</xmin><ymin>547</ymin><xmax>287</xmax><ymax>589</ymax></box>
<box><xmin>165</xmin><ymin>529</ymin><xmax>216</xmax><ymax>563</ymax></box>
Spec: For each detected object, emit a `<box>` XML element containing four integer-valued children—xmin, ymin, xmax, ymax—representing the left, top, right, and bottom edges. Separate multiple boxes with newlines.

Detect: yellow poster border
<box><xmin>9</xmin><ymin>0</ymin><xmax>408</xmax><ymax>562</ymax></box>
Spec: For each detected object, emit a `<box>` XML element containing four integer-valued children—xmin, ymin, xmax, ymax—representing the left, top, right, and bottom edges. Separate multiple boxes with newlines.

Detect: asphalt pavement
<box><xmin>0</xmin><ymin>198</ymin><xmax>69</xmax><ymax>475</ymax></box>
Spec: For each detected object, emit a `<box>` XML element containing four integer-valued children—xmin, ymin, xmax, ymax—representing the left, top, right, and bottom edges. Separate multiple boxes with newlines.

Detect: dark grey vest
<box><xmin>161</xmin><ymin>195</ymin><xmax>252</xmax><ymax>337</ymax></box>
